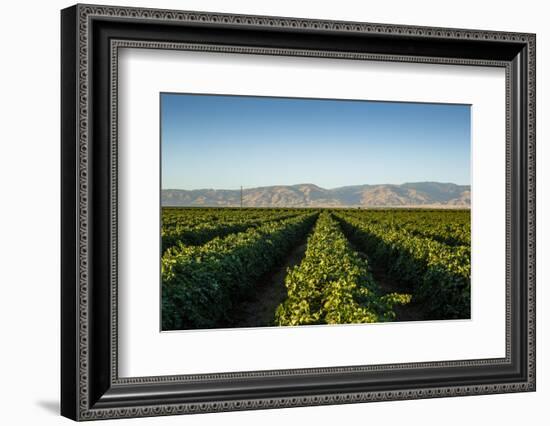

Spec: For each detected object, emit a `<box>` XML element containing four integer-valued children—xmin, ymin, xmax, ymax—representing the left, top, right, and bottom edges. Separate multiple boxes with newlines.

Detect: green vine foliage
<box><xmin>161</xmin><ymin>207</ymin><xmax>470</xmax><ymax>330</ymax></box>
<box><xmin>162</xmin><ymin>208</ymin><xmax>301</xmax><ymax>252</ymax></box>
<box><xmin>334</xmin><ymin>211</ymin><xmax>470</xmax><ymax>319</ymax></box>
<box><xmin>275</xmin><ymin>212</ymin><xmax>411</xmax><ymax>326</ymax></box>
<box><xmin>162</xmin><ymin>213</ymin><xmax>318</xmax><ymax>330</ymax></box>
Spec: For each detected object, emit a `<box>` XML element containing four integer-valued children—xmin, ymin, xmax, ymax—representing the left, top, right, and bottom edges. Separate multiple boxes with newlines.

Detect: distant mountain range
<box><xmin>162</xmin><ymin>182</ymin><xmax>470</xmax><ymax>208</ymax></box>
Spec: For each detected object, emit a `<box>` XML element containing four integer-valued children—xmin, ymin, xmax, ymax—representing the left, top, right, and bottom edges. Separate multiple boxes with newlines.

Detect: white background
<box><xmin>0</xmin><ymin>0</ymin><xmax>547</xmax><ymax>425</ymax></box>
<box><xmin>119</xmin><ymin>49</ymin><xmax>505</xmax><ymax>376</ymax></box>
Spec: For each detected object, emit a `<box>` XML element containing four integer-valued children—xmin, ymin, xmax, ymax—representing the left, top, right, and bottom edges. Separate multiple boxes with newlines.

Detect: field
<box><xmin>161</xmin><ymin>207</ymin><xmax>471</xmax><ymax>330</ymax></box>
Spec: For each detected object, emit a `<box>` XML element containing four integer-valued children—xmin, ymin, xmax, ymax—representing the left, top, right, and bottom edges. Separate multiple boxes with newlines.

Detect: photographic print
<box><xmin>160</xmin><ymin>93</ymin><xmax>471</xmax><ymax>331</ymax></box>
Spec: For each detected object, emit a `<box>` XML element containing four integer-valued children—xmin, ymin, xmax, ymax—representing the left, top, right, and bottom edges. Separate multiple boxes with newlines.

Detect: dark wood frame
<box><xmin>61</xmin><ymin>3</ymin><xmax>536</xmax><ymax>421</ymax></box>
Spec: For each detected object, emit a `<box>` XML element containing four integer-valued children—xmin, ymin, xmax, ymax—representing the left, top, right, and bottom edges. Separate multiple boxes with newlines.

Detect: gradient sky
<box><xmin>161</xmin><ymin>93</ymin><xmax>471</xmax><ymax>190</ymax></box>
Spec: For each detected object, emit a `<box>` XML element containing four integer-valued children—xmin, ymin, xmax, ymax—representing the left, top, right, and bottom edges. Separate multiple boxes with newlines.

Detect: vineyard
<box><xmin>161</xmin><ymin>207</ymin><xmax>471</xmax><ymax>330</ymax></box>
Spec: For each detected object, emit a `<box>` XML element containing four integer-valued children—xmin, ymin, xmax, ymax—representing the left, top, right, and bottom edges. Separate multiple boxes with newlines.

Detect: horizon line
<box><xmin>162</xmin><ymin>181</ymin><xmax>471</xmax><ymax>192</ymax></box>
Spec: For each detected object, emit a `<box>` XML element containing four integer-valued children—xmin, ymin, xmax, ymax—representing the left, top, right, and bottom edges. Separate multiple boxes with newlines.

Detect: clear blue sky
<box><xmin>161</xmin><ymin>93</ymin><xmax>471</xmax><ymax>190</ymax></box>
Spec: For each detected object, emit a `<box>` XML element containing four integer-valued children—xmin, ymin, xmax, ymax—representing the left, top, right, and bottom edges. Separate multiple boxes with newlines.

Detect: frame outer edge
<box><xmin>66</xmin><ymin>4</ymin><xmax>536</xmax><ymax>421</ymax></box>
<box><xmin>527</xmin><ymin>33</ymin><xmax>536</xmax><ymax>390</ymax></box>
<box><xmin>76</xmin><ymin>2</ymin><xmax>90</xmax><ymax>420</ymax></box>
<box><xmin>61</xmin><ymin>4</ymin><xmax>80</xmax><ymax>422</ymax></box>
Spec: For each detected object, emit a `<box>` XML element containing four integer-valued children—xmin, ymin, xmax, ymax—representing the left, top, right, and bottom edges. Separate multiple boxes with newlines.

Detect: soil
<box><xmin>350</xmin><ymin>244</ymin><xmax>425</xmax><ymax>322</ymax></box>
<box><xmin>231</xmin><ymin>231</ymin><xmax>425</xmax><ymax>326</ymax></box>
<box><xmin>369</xmin><ymin>265</ymin><xmax>425</xmax><ymax>322</ymax></box>
<box><xmin>232</xmin><ymin>240</ymin><xmax>308</xmax><ymax>328</ymax></box>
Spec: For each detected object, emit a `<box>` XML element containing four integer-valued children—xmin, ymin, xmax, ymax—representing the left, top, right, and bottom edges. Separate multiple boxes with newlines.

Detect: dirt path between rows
<box><xmin>232</xmin><ymin>224</ymin><xmax>425</xmax><ymax>326</ymax></box>
<box><xmin>368</xmin><ymin>266</ymin><xmax>425</xmax><ymax>322</ymax></box>
<box><xmin>232</xmin><ymin>240</ymin><xmax>308</xmax><ymax>328</ymax></box>
<box><xmin>348</xmin><ymin>243</ymin><xmax>425</xmax><ymax>322</ymax></box>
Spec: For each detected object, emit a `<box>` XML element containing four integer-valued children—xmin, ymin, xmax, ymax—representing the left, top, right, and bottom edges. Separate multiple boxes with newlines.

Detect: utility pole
<box><xmin>240</xmin><ymin>186</ymin><xmax>243</xmax><ymax>208</ymax></box>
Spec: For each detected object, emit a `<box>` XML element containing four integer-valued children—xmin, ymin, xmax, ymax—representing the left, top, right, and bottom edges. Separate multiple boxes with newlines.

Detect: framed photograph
<box><xmin>61</xmin><ymin>4</ymin><xmax>536</xmax><ymax>421</ymax></box>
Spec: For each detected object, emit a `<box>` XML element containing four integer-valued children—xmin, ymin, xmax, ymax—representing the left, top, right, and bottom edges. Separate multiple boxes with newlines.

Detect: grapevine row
<box><xmin>161</xmin><ymin>212</ymin><xmax>318</xmax><ymax>330</ymax></box>
<box><xmin>334</xmin><ymin>212</ymin><xmax>470</xmax><ymax>319</ymax></box>
<box><xmin>162</xmin><ymin>213</ymin><xmax>302</xmax><ymax>253</ymax></box>
<box><xmin>342</xmin><ymin>209</ymin><xmax>470</xmax><ymax>247</ymax></box>
<box><xmin>275</xmin><ymin>212</ymin><xmax>411</xmax><ymax>326</ymax></box>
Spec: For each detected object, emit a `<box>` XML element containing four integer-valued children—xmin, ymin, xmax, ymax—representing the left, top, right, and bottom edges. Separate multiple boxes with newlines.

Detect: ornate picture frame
<box><xmin>61</xmin><ymin>3</ymin><xmax>535</xmax><ymax>421</ymax></box>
